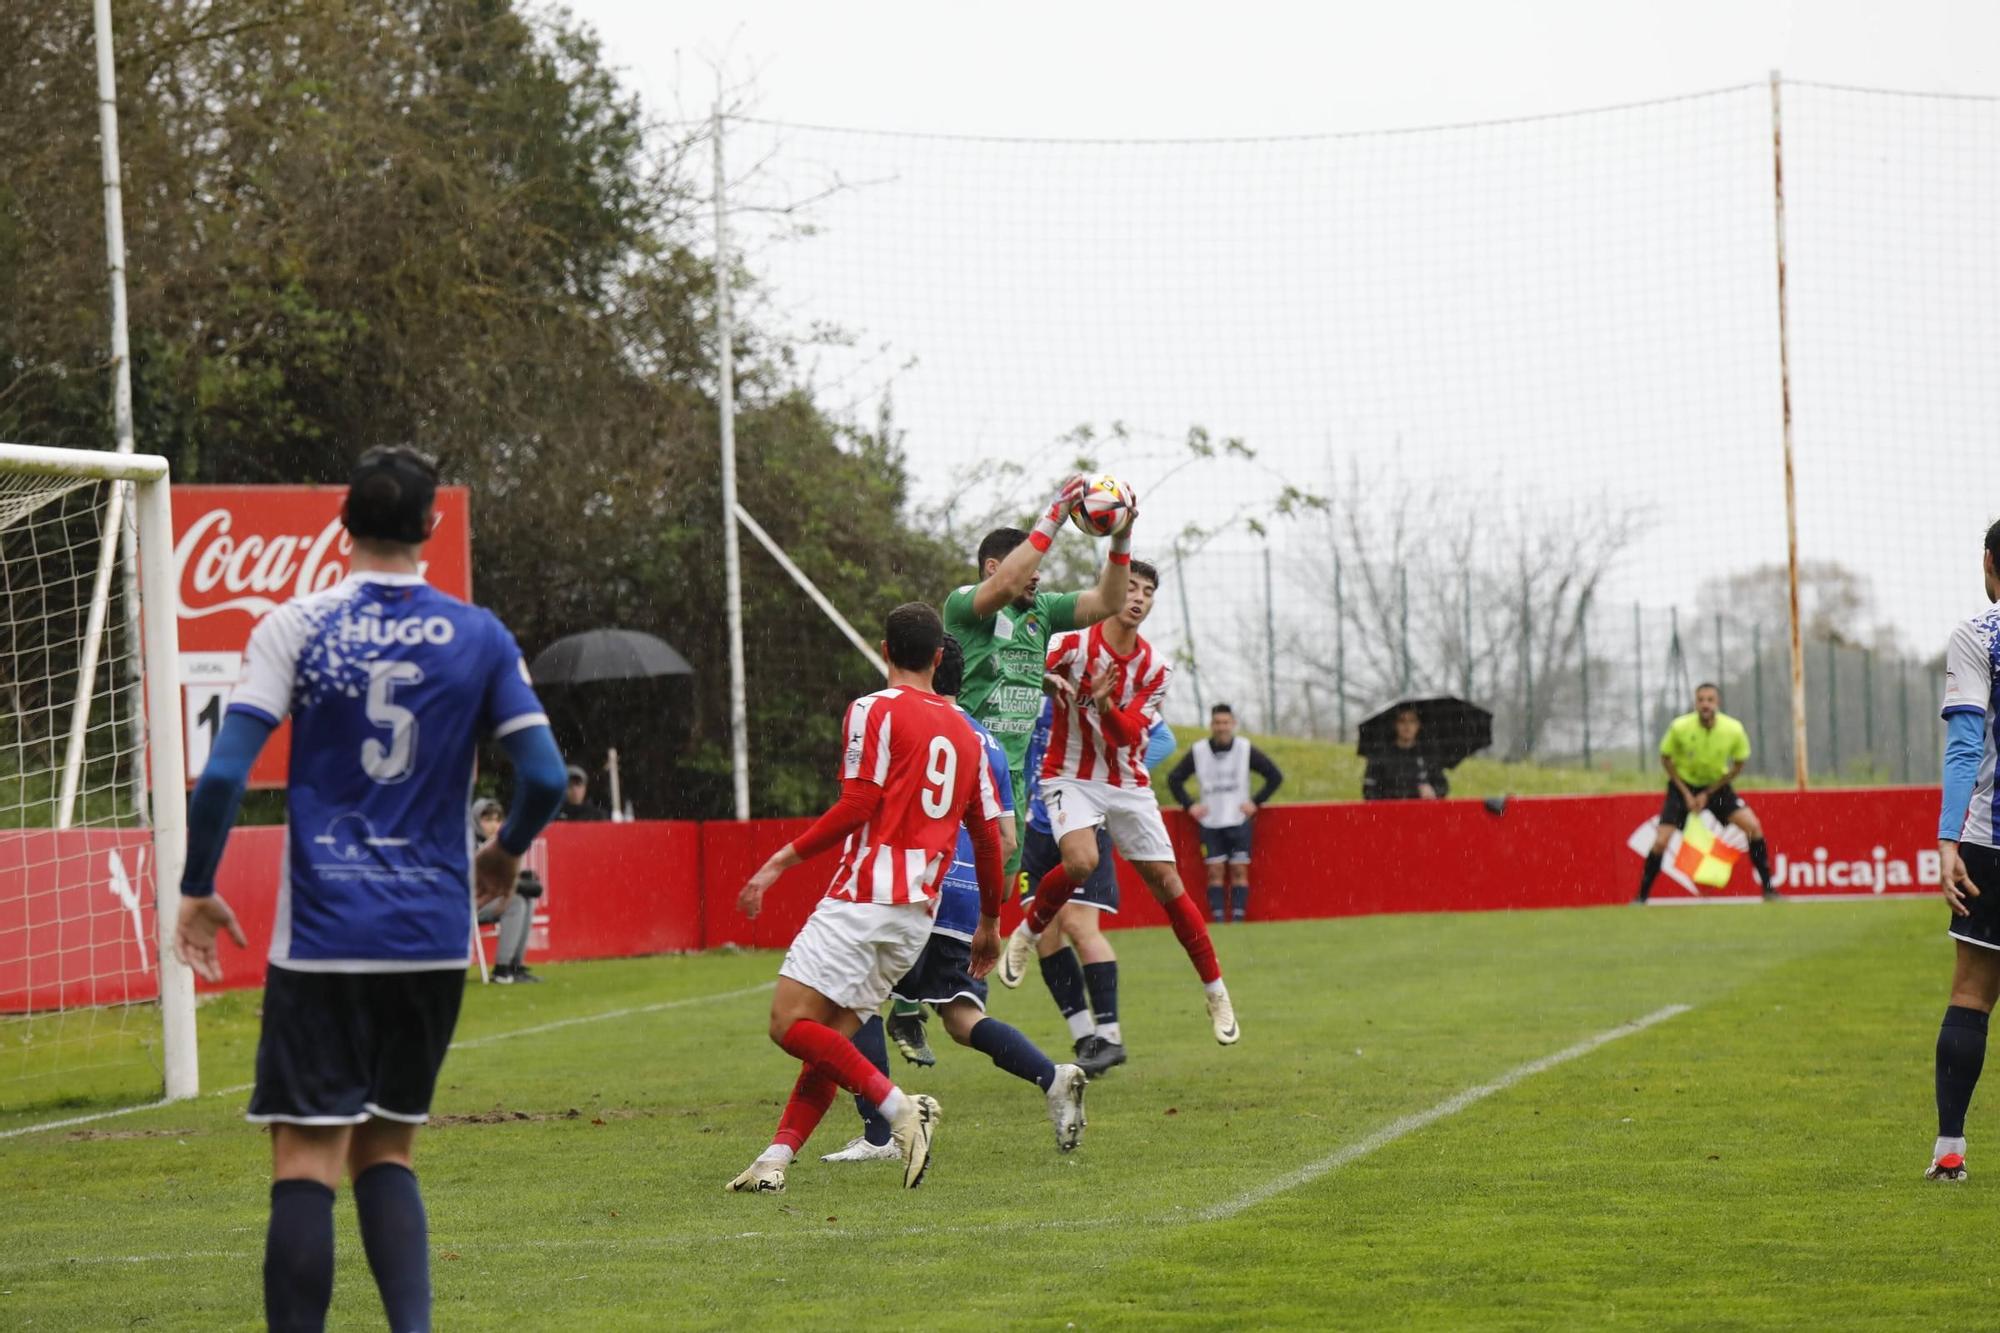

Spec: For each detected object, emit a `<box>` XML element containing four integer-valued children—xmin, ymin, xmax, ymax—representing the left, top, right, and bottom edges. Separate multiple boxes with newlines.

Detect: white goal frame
<box><xmin>0</xmin><ymin>442</ymin><xmax>194</xmax><ymax>1100</ymax></box>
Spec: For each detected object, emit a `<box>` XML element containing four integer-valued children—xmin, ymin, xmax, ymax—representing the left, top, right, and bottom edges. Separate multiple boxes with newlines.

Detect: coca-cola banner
<box><xmin>171</xmin><ymin>485</ymin><xmax>471</xmax><ymax>787</ymax></box>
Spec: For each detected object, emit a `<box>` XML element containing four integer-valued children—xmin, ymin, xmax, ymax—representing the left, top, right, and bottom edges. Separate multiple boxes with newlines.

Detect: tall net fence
<box><xmin>0</xmin><ymin>472</ymin><xmax>163</xmax><ymax>1121</ymax></box>
<box><xmin>721</xmin><ymin>79</ymin><xmax>2000</xmax><ymax>790</ymax></box>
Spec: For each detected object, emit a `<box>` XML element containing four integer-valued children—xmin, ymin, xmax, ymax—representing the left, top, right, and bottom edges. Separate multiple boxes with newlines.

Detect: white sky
<box><xmin>567</xmin><ymin>0</ymin><xmax>1998</xmax><ymax>137</ymax></box>
<box><xmin>562</xmin><ymin>1</ymin><xmax>2000</xmax><ymax>726</ymax></box>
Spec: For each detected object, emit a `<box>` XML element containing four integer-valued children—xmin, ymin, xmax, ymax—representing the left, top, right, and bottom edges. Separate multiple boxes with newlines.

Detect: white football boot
<box><xmin>821</xmin><ymin>1135</ymin><xmax>900</xmax><ymax>1164</ymax></box>
<box><xmin>888</xmin><ymin>1094</ymin><xmax>941</xmax><ymax>1188</ymax></box>
<box><xmin>725</xmin><ymin>1153</ymin><xmax>788</xmax><ymax>1194</ymax></box>
<box><xmin>1046</xmin><ymin>1063</ymin><xmax>1088</xmax><ymax>1152</ymax></box>
<box><xmin>998</xmin><ymin>921</ymin><xmax>1039</xmax><ymax>989</ymax></box>
<box><xmin>1206</xmin><ymin>982</ymin><xmax>1241</xmax><ymax>1045</ymax></box>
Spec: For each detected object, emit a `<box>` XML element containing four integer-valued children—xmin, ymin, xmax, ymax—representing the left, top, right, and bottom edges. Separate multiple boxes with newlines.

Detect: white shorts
<box><xmin>779</xmin><ymin>897</ymin><xmax>934</xmax><ymax>1016</ymax></box>
<box><xmin>1041</xmin><ymin>776</ymin><xmax>1176</xmax><ymax>864</ymax></box>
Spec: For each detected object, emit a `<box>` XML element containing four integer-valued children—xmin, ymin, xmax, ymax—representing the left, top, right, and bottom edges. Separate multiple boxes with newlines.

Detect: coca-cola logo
<box><xmin>173</xmin><ymin>509</ymin><xmax>354</xmax><ymax>622</ymax></box>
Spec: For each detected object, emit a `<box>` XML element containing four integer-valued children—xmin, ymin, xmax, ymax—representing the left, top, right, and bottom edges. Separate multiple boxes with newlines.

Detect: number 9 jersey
<box><xmin>823</xmin><ymin>685</ymin><xmax>1001</xmax><ymax>906</ymax></box>
<box><xmin>226</xmin><ymin>572</ymin><xmax>550</xmax><ymax>970</ymax></box>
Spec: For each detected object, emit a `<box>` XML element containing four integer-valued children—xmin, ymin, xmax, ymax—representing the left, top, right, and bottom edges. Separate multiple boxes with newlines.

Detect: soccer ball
<box><xmin>1069</xmin><ymin>474</ymin><xmax>1135</xmax><ymax>538</ymax></box>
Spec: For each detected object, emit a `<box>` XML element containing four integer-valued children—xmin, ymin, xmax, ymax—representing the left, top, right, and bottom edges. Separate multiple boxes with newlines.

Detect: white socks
<box><xmin>878</xmin><ymin>1088</ymin><xmax>909</xmax><ymax>1121</ymax></box>
<box><xmin>1065</xmin><ymin>1011</ymin><xmax>1096</xmax><ymax>1042</ymax></box>
<box><xmin>759</xmin><ymin>1145</ymin><xmax>796</xmax><ymax>1166</ymax></box>
<box><xmin>1098</xmin><ymin>1021</ymin><xmax>1123</xmax><ymax>1045</ymax></box>
<box><xmin>1204</xmin><ymin>978</ymin><xmax>1228</xmax><ymax>997</ymax></box>
<box><xmin>1937</xmin><ymin>1135</ymin><xmax>1967</xmax><ymax>1160</ymax></box>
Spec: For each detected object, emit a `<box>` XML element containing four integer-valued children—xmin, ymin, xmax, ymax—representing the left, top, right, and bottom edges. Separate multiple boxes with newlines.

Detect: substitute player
<box><xmin>999</xmin><ymin>560</ymin><xmax>1240</xmax><ymax>1045</ymax></box>
<box><xmin>1927</xmin><ymin>520</ymin><xmax>2000</xmax><ymax>1182</ymax></box>
<box><xmin>820</xmin><ymin>636</ymin><xmax>1087</xmax><ymax>1163</ymax></box>
<box><xmin>172</xmin><ymin>447</ymin><xmax>569</xmax><ymax>1333</ymax></box>
<box><xmin>1018</xmin><ymin>692</ymin><xmax>1178</xmax><ymax>1076</ymax></box>
<box><xmin>1635</xmin><ymin>683</ymin><xmax>1778</xmax><ymax>903</ymax></box>
<box><xmin>883</xmin><ymin>475</ymin><xmax>1135</xmax><ymax>1063</ymax></box>
<box><xmin>730</xmin><ymin>604</ymin><xmax>1007</xmax><ymax>1193</ymax></box>
<box><xmin>1167</xmin><ymin>703</ymin><xmax>1285</xmax><ymax>923</ymax></box>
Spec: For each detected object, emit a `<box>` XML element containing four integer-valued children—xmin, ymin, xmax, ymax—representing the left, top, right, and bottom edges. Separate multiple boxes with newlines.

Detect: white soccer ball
<box><xmin>1068</xmin><ymin>474</ymin><xmax>1135</xmax><ymax>538</ymax></box>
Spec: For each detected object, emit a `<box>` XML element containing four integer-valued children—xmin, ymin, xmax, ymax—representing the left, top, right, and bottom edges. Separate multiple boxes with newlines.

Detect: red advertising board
<box><xmin>171</xmin><ymin>485</ymin><xmax>472</xmax><ymax>787</ymax></box>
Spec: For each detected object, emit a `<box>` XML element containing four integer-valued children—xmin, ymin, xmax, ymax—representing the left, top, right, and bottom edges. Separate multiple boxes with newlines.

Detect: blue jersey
<box><xmin>228</xmin><ymin>573</ymin><xmax>548</xmax><ymax>971</ymax></box>
<box><xmin>1024</xmin><ymin>697</ymin><xmax>1175</xmax><ymax>833</ymax></box>
<box><xmin>932</xmin><ymin>711</ymin><xmax>1014</xmax><ymax>941</ymax></box>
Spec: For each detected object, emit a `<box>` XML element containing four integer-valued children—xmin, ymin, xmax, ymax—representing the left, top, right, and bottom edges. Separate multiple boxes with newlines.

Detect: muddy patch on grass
<box><xmin>64</xmin><ymin>1127</ymin><xmax>203</xmax><ymax>1142</ymax></box>
<box><xmin>430</xmin><ymin>1106</ymin><xmax>657</xmax><ymax>1128</ymax></box>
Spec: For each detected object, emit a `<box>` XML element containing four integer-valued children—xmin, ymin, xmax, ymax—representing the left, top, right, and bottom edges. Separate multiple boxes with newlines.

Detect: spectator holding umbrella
<box><xmin>555</xmin><ymin>765</ymin><xmax>610</xmax><ymax>822</ymax></box>
<box><xmin>1358</xmin><ymin>697</ymin><xmax>1492</xmax><ymax>801</ymax></box>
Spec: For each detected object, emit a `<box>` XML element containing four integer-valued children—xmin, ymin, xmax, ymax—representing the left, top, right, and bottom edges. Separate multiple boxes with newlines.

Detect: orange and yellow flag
<box><xmin>1672</xmin><ymin>814</ymin><xmax>1743</xmax><ymax>890</ymax></box>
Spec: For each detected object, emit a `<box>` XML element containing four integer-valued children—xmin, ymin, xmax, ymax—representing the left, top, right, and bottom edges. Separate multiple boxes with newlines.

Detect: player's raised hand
<box><xmin>968</xmin><ymin>917</ymin><xmax>1002</xmax><ymax>979</ymax></box>
<box><xmin>1031</xmin><ymin>474</ymin><xmax>1090</xmax><ymax>550</ymax></box>
<box><xmin>174</xmin><ymin>895</ymin><xmax>248</xmax><ymax>984</ymax></box>
<box><xmin>1942</xmin><ymin>840</ymin><xmax>1979</xmax><ymax>917</ymax></box>
<box><xmin>474</xmin><ymin>838</ymin><xmax>523</xmax><ymax>910</ymax></box>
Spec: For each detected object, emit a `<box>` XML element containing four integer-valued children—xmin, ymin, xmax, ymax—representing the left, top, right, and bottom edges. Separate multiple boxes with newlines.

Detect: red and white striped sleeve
<box><xmin>839</xmin><ymin>692</ymin><xmax>895</xmax><ymax>785</ymax></box>
<box><xmin>1045</xmin><ymin>631</ymin><xmax>1084</xmax><ymax>680</ymax></box>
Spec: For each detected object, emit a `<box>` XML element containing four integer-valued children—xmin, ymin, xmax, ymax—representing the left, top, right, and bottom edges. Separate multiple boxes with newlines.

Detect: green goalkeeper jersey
<box><xmin>942</xmin><ymin>584</ymin><xmax>1081</xmax><ymax>765</ymax></box>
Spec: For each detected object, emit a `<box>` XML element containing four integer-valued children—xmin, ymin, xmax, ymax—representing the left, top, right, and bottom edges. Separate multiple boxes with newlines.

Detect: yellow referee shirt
<box><xmin>1658</xmin><ymin>711</ymin><xmax>1751</xmax><ymax>789</ymax></box>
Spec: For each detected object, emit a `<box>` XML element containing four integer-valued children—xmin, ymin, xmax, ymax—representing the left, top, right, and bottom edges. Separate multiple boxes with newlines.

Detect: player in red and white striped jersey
<box><xmin>1001</xmin><ymin>560</ymin><xmax>1239</xmax><ymax>1046</ymax></box>
<box><xmin>729</xmin><ymin>603</ymin><xmax>1009</xmax><ymax>1195</ymax></box>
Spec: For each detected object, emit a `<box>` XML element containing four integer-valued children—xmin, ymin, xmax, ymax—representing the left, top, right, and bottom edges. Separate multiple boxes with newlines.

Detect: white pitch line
<box><xmin>0</xmin><ymin>980</ymin><xmax>776</xmax><ymax>1141</ymax></box>
<box><xmin>1195</xmin><ymin>1002</ymin><xmax>1692</xmax><ymax>1222</ymax></box>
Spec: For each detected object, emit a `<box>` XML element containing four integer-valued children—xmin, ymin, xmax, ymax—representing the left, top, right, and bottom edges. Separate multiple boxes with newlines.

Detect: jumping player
<box><xmin>1928</xmin><ymin>519</ymin><xmax>2000</xmax><ymax>1181</ymax></box>
<box><xmin>730</xmin><ymin>603</ymin><xmax>1007</xmax><ymax>1193</ymax></box>
<box><xmin>1018</xmin><ymin>692</ymin><xmax>1178</xmax><ymax>1076</ymax></box>
<box><xmin>171</xmin><ymin>447</ymin><xmax>569</xmax><ymax>1333</ymax></box>
<box><xmin>884</xmin><ymin>474</ymin><xmax>1133</xmax><ymax>1064</ymax></box>
<box><xmin>998</xmin><ymin>559</ymin><xmax>1240</xmax><ymax>1046</ymax></box>
<box><xmin>820</xmin><ymin>636</ymin><xmax>1087</xmax><ymax>1163</ymax></box>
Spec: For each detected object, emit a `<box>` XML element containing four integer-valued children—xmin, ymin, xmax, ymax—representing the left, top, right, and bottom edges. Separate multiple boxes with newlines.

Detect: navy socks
<box><xmin>969</xmin><ymin>1016</ymin><xmax>1057</xmax><ymax>1092</ymax></box>
<box><xmin>353</xmin><ymin>1163</ymin><xmax>433</xmax><ymax>1333</ymax></box>
<box><xmin>265</xmin><ymin>1179</ymin><xmax>335</xmax><ymax>1332</ymax></box>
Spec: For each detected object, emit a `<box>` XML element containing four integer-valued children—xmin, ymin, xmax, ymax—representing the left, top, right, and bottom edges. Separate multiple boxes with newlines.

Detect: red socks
<box><xmin>1025</xmin><ymin>863</ymin><xmax>1083</xmax><ymax>934</ymax></box>
<box><xmin>773</xmin><ymin>1066</ymin><xmax>838</xmax><ymax>1154</ymax></box>
<box><xmin>1162</xmin><ymin>890</ymin><xmax>1223</xmax><ymax>984</ymax></box>
<box><xmin>778</xmin><ymin>1019</ymin><xmax>896</xmax><ymax>1107</ymax></box>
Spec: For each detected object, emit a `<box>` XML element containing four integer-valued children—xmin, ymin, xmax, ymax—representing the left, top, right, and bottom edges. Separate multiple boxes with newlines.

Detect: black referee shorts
<box><xmin>247</xmin><ymin>965</ymin><xmax>465</xmax><ymax>1126</ymax></box>
<box><xmin>1659</xmin><ymin>782</ymin><xmax>1745</xmax><ymax>829</ymax></box>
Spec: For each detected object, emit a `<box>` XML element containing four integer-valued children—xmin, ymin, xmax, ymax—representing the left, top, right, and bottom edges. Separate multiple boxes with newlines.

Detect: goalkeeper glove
<box><xmin>1029</xmin><ymin>473</ymin><xmax>1089</xmax><ymax>552</ymax></box>
<box><xmin>1109</xmin><ymin>483</ymin><xmax>1139</xmax><ymax>564</ymax></box>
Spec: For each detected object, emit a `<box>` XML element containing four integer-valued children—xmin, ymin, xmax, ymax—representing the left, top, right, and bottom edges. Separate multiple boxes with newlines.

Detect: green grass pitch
<box><xmin>0</xmin><ymin>900</ymin><xmax>1978</xmax><ymax>1329</ymax></box>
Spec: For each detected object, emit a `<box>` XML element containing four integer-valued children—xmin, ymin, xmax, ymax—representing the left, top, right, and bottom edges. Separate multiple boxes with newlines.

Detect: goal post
<box><xmin>0</xmin><ymin>442</ymin><xmax>194</xmax><ymax>1118</ymax></box>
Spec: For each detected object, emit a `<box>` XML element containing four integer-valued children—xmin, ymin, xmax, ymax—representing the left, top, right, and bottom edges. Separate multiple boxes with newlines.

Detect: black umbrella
<box><xmin>530</xmin><ymin>629</ymin><xmax>694</xmax><ymax>686</ymax></box>
<box><xmin>1356</xmin><ymin>696</ymin><xmax>1494</xmax><ymax>770</ymax></box>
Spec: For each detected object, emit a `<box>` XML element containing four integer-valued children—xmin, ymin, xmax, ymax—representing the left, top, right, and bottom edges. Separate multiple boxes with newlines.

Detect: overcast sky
<box><xmin>567</xmin><ymin>0</ymin><xmax>1998</xmax><ymax>136</ymax></box>
<box><xmin>561</xmin><ymin>1</ymin><xmax>2000</xmax><ymax>728</ymax></box>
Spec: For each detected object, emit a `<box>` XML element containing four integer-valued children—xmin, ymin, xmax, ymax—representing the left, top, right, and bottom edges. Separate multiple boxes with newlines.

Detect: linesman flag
<box><xmin>1674</xmin><ymin>813</ymin><xmax>1744</xmax><ymax>890</ymax></box>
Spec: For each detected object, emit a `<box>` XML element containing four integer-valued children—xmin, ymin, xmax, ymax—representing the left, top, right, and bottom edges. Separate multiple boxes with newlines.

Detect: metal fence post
<box><xmin>1399</xmin><ymin>564</ymin><xmax>1412</xmax><ymax>696</ymax></box>
<box><xmin>1580</xmin><ymin>604</ymin><xmax>1592</xmax><ymax>769</ymax></box>
<box><xmin>1634</xmin><ymin>602</ymin><xmax>1645</xmax><ymax>773</ymax></box>
<box><xmin>1899</xmin><ymin>656</ymin><xmax>1911</xmax><ymax>784</ymax></box>
<box><xmin>1826</xmin><ymin>638</ymin><xmax>1839</xmax><ymax>777</ymax></box>
<box><xmin>1334</xmin><ymin>554</ymin><xmax>1347</xmax><ymax>741</ymax></box>
<box><xmin>1862</xmin><ymin>646</ymin><xmax>1874</xmax><ymax>773</ymax></box>
<box><xmin>1753</xmin><ymin>622</ymin><xmax>1765</xmax><ymax>776</ymax></box>
<box><xmin>1262</xmin><ymin>546</ymin><xmax>1277</xmax><ymax>731</ymax></box>
<box><xmin>1521</xmin><ymin>580</ymin><xmax>1534</xmax><ymax>757</ymax></box>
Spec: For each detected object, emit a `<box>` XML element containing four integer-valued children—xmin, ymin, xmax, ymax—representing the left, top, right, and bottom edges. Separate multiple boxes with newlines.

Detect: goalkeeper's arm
<box><xmin>966</xmin><ymin>474</ymin><xmax>1087</xmax><ymax>618</ymax></box>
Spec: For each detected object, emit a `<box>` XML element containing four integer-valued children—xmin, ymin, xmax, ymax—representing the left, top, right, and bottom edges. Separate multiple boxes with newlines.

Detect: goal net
<box><xmin>0</xmin><ymin>444</ymin><xmax>192</xmax><ymax>1128</ymax></box>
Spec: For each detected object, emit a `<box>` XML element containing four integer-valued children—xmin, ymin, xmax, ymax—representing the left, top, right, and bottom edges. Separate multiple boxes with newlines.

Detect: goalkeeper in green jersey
<box><xmin>883</xmin><ymin>473</ymin><xmax>1138</xmax><ymax>1065</ymax></box>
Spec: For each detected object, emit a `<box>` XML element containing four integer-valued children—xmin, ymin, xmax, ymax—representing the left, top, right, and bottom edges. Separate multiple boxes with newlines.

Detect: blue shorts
<box><xmin>1199</xmin><ymin>822</ymin><xmax>1254</xmax><ymax>864</ymax></box>
<box><xmin>1019</xmin><ymin>823</ymin><xmax>1120</xmax><ymax>914</ymax></box>
<box><xmin>247</xmin><ymin>965</ymin><xmax>464</xmax><ymax>1125</ymax></box>
<box><xmin>890</xmin><ymin>934</ymin><xmax>987</xmax><ymax>1010</ymax></box>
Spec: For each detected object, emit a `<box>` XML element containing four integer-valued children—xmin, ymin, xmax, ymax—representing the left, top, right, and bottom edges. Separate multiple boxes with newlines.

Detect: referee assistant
<box><xmin>1636</xmin><ymin>682</ymin><xmax>1778</xmax><ymax>903</ymax></box>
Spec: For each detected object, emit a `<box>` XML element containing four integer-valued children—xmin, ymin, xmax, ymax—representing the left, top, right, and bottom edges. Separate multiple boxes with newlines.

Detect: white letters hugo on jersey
<box><xmin>227</xmin><ymin>571</ymin><xmax>548</xmax><ymax>970</ymax></box>
<box><xmin>825</xmin><ymin>686</ymin><xmax>1000</xmax><ymax>906</ymax></box>
<box><xmin>1039</xmin><ymin>624</ymin><xmax>1171</xmax><ymax>789</ymax></box>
